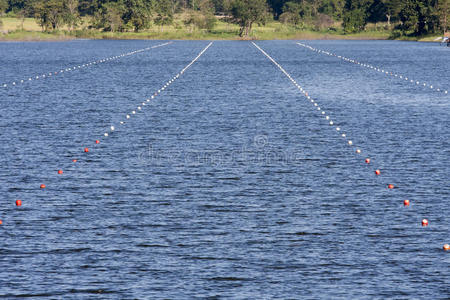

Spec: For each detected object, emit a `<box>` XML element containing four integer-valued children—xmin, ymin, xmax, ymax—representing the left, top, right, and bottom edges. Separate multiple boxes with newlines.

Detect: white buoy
<box><xmin>336</xmin><ymin>127</ymin><xmax>340</xmax><ymax>131</ymax></box>
<box><xmin>110</xmin><ymin>126</ymin><xmax>115</xmax><ymax>131</ymax></box>
<box><xmin>348</xmin><ymin>140</ymin><xmax>353</xmax><ymax>145</ymax></box>
<box><xmin>126</xmin><ymin>115</ymin><xmax>130</xmax><ymax>119</ymax></box>
<box><xmin>132</xmin><ymin>111</ymin><xmax>136</xmax><ymax>114</ymax></box>
<box><xmin>104</xmin><ymin>133</ymin><xmax>108</xmax><ymax>137</ymax></box>
<box><xmin>330</xmin><ymin>121</ymin><xmax>334</xmax><ymax>125</ymax></box>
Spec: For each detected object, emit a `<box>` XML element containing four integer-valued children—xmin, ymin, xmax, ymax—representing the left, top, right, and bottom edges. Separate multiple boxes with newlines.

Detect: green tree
<box><xmin>279</xmin><ymin>2</ymin><xmax>302</xmax><ymax>26</ymax></box>
<box><xmin>379</xmin><ymin>0</ymin><xmax>401</xmax><ymax>27</ymax></box>
<box><xmin>320</xmin><ymin>0</ymin><xmax>346</xmax><ymax>20</ymax></box>
<box><xmin>343</xmin><ymin>7</ymin><xmax>366</xmax><ymax>32</ymax></box>
<box><xmin>439</xmin><ymin>0</ymin><xmax>450</xmax><ymax>34</ymax></box>
<box><xmin>0</xmin><ymin>0</ymin><xmax>8</xmax><ymax>16</ymax></box>
<box><xmin>33</xmin><ymin>0</ymin><xmax>66</xmax><ymax>31</ymax></box>
<box><xmin>154</xmin><ymin>0</ymin><xmax>174</xmax><ymax>31</ymax></box>
<box><xmin>229</xmin><ymin>0</ymin><xmax>269</xmax><ymax>37</ymax></box>
<box><xmin>398</xmin><ymin>0</ymin><xmax>438</xmax><ymax>36</ymax></box>
<box><xmin>123</xmin><ymin>0</ymin><xmax>151</xmax><ymax>32</ymax></box>
<box><xmin>342</xmin><ymin>0</ymin><xmax>370</xmax><ymax>33</ymax></box>
<box><xmin>7</xmin><ymin>0</ymin><xmax>25</xmax><ymax>14</ymax></box>
<box><xmin>184</xmin><ymin>0</ymin><xmax>216</xmax><ymax>31</ymax></box>
<box><xmin>64</xmin><ymin>0</ymin><xmax>81</xmax><ymax>31</ymax></box>
<box><xmin>93</xmin><ymin>1</ymin><xmax>126</xmax><ymax>32</ymax></box>
<box><xmin>184</xmin><ymin>9</ymin><xmax>216</xmax><ymax>31</ymax></box>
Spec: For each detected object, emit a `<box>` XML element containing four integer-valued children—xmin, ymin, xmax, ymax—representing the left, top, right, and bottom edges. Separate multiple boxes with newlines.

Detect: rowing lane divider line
<box><xmin>252</xmin><ymin>41</ymin><xmax>449</xmax><ymax>252</ymax></box>
<box><xmin>3</xmin><ymin>42</ymin><xmax>213</xmax><ymax>226</ymax></box>
<box><xmin>1</xmin><ymin>41</ymin><xmax>173</xmax><ymax>91</ymax></box>
<box><xmin>296</xmin><ymin>42</ymin><xmax>448</xmax><ymax>96</ymax></box>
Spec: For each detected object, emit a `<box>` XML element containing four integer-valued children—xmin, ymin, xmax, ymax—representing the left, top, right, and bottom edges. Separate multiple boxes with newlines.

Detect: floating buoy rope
<box><xmin>252</xmin><ymin>41</ymin><xmax>447</xmax><ymax>250</ymax></box>
<box><xmin>296</xmin><ymin>42</ymin><xmax>448</xmax><ymax>95</ymax></box>
<box><xmin>1</xmin><ymin>42</ymin><xmax>173</xmax><ymax>91</ymax></box>
<box><xmin>7</xmin><ymin>42</ymin><xmax>213</xmax><ymax>225</ymax></box>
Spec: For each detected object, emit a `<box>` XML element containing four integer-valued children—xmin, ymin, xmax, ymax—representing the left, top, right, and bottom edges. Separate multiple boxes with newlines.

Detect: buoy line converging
<box><xmin>296</xmin><ymin>42</ymin><xmax>449</xmax><ymax>95</ymax></box>
<box><xmin>107</xmin><ymin>41</ymin><xmax>213</xmax><ymax>137</ymax></box>
<box><xmin>5</xmin><ymin>42</ymin><xmax>214</xmax><ymax>226</ymax></box>
<box><xmin>251</xmin><ymin>42</ymin><xmax>448</xmax><ymax>251</ymax></box>
<box><xmin>1</xmin><ymin>41</ymin><xmax>173</xmax><ymax>91</ymax></box>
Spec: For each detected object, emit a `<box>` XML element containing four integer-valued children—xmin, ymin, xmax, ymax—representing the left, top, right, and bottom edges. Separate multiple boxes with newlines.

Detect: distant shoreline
<box><xmin>1</xmin><ymin>16</ymin><xmax>443</xmax><ymax>43</ymax></box>
<box><xmin>0</xmin><ymin>31</ymin><xmax>439</xmax><ymax>42</ymax></box>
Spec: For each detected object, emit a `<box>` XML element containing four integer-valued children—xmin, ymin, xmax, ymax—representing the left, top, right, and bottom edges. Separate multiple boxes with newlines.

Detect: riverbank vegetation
<box><xmin>0</xmin><ymin>0</ymin><xmax>448</xmax><ymax>40</ymax></box>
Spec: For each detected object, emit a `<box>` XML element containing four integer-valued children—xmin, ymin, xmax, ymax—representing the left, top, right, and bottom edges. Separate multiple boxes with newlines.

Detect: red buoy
<box><xmin>0</xmin><ymin>219</ymin><xmax>2</xmax><ymax>225</ymax></box>
<box><xmin>40</xmin><ymin>184</ymin><xmax>46</xmax><ymax>189</ymax></box>
<box><xmin>388</xmin><ymin>184</ymin><xmax>394</xmax><ymax>189</ymax></box>
<box><xmin>84</xmin><ymin>147</ymin><xmax>89</xmax><ymax>153</ymax></box>
<box><xmin>444</xmin><ymin>244</ymin><xmax>450</xmax><ymax>251</ymax></box>
<box><xmin>16</xmin><ymin>199</ymin><xmax>22</xmax><ymax>206</ymax></box>
<box><xmin>72</xmin><ymin>159</ymin><xmax>77</xmax><ymax>163</ymax></box>
<box><xmin>58</xmin><ymin>170</ymin><xmax>63</xmax><ymax>175</ymax></box>
<box><xmin>403</xmin><ymin>199</ymin><xmax>410</xmax><ymax>206</ymax></box>
<box><xmin>95</xmin><ymin>140</ymin><xmax>100</xmax><ymax>144</ymax></box>
<box><xmin>422</xmin><ymin>219</ymin><xmax>428</xmax><ymax>226</ymax></box>
<box><xmin>375</xmin><ymin>169</ymin><xmax>381</xmax><ymax>175</ymax></box>
<box><xmin>365</xmin><ymin>158</ymin><xmax>370</xmax><ymax>164</ymax></box>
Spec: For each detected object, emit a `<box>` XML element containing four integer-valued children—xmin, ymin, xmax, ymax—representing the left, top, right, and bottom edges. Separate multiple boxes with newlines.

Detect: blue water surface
<box><xmin>0</xmin><ymin>40</ymin><xmax>449</xmax><ymax>299</ymax></box>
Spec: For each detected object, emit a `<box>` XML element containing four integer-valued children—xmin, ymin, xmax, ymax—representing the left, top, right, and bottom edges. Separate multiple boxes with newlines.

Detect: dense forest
<box><xmin>0</xmin><ymin>0</ymin><xmax>449</xmax><ymax>37</ymax></box>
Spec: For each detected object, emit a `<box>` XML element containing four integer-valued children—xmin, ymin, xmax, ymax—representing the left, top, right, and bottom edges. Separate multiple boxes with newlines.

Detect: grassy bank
<box><xmin>0</xmin><ymin>16</ymin><xmax>441</xmax><ymax>41</ymax></box>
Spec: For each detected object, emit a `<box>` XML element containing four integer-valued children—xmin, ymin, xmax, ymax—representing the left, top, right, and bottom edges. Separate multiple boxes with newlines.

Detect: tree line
<box><xmin>0</xmin><ymin>0</ymin><xmax>449</xmax><ymax>37</ymax></box>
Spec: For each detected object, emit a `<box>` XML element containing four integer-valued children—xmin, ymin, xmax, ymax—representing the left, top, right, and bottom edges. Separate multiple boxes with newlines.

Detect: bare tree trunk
<box><xmin>386</xmin><ymin>14</ymin><xmax>391</xmax><ymax>28</ymax></box>
<box><xmin>239</xmin><ymin>25</ymin><xmax>244</xmax><ymax>37</ymax></box>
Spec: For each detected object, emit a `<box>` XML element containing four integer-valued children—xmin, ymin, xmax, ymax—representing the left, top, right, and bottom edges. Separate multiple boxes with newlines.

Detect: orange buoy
<box><xmin>40</xmin><ymin>184</ymin><xmax>46</xmax><ymax>189</ymax></box>
<box><xmin>95</xmin><ymin>140</ymin><xmax>100</xmax><ymax>144</ymax></box>
<box><xmin>0</xmin><ymin>219</ymin><xmax>2</xmax><ymax>225</ymax></box>
<box><xmin>403</xmin><ymin>199</ymin><xmax>410</xmax><ymax>206</ymax></box>
<box><xmin>58</xmin><ymin>170</ymin><xmax>63</xmax><ymax>175</ymax></box>
<box><xmin>16</xmin><ymin>199</ymin><xmax>22</xmax><ymax>206</ymax></box>
<box><xmin>422</xmin><ymin>219</ymin><xmax>428</xmax><ymax>226</ymax></box>
<box><xmin>84</xmin><ymin>147</ymin><xmax>89</xmax><ymax>153</ymax></box>
<box><xmin>444</xmin><ymin>244</ymin><xmax>450</xmax><ymax>251</ymax></box>
<box><xmin>388</xmin><ymin>184</ymin><xmax>394</xmax><ymax>189</ymax></box>
<box><xmin>72</xmin><ymin>159</ymin><xmax>77</xmax><ymax>163</ymax></box>
<box><xmin>375</xmin><ymin>169</ymin><xmax>381</xmax><ymax>175</ymax></box>
<box><xmin>365</xmin><ymin>158</ymin><xmax>370</xmax><ymax>164</ymax></box>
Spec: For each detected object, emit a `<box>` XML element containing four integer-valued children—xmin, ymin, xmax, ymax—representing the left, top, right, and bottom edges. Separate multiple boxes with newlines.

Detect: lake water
<box><xmin>0</xmin><ymin>40</ymin><xmax>449</xmax><ymax>298</ymax></box>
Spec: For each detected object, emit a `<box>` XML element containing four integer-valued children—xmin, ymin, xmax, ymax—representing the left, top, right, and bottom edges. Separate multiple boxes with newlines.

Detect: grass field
<box><xmin>0</xmin><ymin>16</ymin><xmax>442</xmax><ymax>41</ymax></box>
